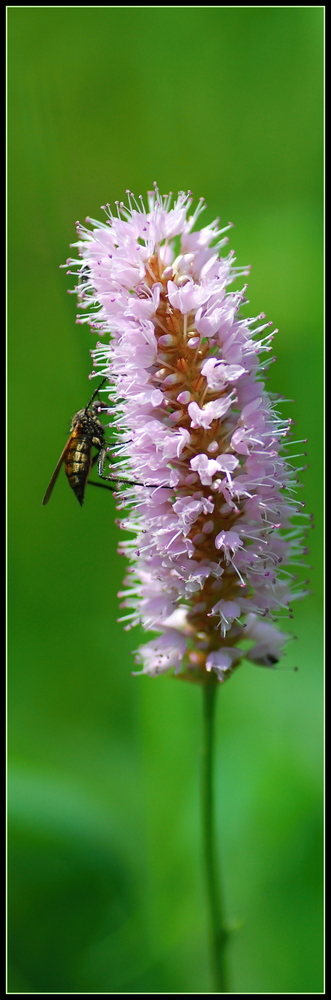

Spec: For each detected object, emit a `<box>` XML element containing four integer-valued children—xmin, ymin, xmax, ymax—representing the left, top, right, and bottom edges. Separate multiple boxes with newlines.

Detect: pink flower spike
<box><xmin>70</xmin><ymin>186</ymin><xmax>309</xmax><ymax>683</ymax></box>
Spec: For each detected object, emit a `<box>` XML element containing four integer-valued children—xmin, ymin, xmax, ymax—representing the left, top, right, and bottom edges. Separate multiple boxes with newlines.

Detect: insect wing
<box><xmin>42</xmin><ymin>437</ymin><xmax>72</xmax><ymax>505</ymax></box>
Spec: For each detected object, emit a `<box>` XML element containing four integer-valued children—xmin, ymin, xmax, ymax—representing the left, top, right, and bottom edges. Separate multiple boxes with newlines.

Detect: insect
<box><xmin>42</xmin><ymin>381</ymin><xmax>109</xmax><ymax>507</ymax></box>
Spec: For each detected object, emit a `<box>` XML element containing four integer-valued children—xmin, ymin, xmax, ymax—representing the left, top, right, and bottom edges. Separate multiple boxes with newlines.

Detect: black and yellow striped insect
<box><xmin>42</xmin><ymin>381</ymin><xmax>108</xmax><ymax>507</ymax></box>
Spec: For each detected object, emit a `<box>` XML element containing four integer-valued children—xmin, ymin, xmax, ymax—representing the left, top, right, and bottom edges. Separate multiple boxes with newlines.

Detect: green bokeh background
<box><xmin>8</xmin><ymin>7</ymin><xmax>323</xmax><ymax>994</ymax></box>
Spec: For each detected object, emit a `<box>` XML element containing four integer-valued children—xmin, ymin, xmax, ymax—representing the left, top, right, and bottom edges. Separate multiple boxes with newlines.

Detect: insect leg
<box><xmin>87</xmin><ymin>480</ymin><xmax>117</xmax><ymax>493</ymax></box>
<box><xmin>97</xmin><ymin>447</ymin><xmax>106</xmax><ymax>477</ymax></box>
<box><xmin>98</xmin><ymin>473</ymin><xmax>171</xmax><ymax>488</ymax></box>
<box><xmin>97</xmin><ymin>448</ymin><xmax>146</xmax><ymax>487</ymax></box>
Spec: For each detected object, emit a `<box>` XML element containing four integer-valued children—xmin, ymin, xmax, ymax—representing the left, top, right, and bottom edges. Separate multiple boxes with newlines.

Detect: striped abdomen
<box><xmin>64</xmin><ymin>428</ymin><xmax>93</xmax><ymax>505</ymax></box>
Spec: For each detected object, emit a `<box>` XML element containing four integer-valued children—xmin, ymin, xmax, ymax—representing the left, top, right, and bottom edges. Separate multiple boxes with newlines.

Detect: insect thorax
<box><xmin>70</xmin><ymin>405</ymin><xmax>105</xmax><ymax>447</ymax></box>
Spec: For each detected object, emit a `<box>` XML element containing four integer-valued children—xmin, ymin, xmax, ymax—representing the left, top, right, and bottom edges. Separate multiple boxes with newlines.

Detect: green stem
<box><xmin>202</xmin><ymin>679</ymin><xmax>229</xmax><ymax>993</ymax></box>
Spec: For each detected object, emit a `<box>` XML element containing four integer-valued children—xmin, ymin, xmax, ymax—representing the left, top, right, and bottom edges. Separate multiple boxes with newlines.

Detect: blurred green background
<box><xmin>8</xmin><ymin>7</ymin><xmax>323</xmax><ymax>994</ymax></box>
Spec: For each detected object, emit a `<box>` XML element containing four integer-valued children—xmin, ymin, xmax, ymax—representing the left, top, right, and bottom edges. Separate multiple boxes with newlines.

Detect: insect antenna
<box><xmin>84</xmin><ymin>376</ymin><xmax>108</xmax><ymax>412</ymax></box>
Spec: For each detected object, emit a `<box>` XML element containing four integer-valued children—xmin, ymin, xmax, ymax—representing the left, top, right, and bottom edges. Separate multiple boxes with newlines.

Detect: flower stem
<box><xmin>202</xmin><ymin>679</ymin><xmax>229</xmax><ymax>993</ymax></box>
